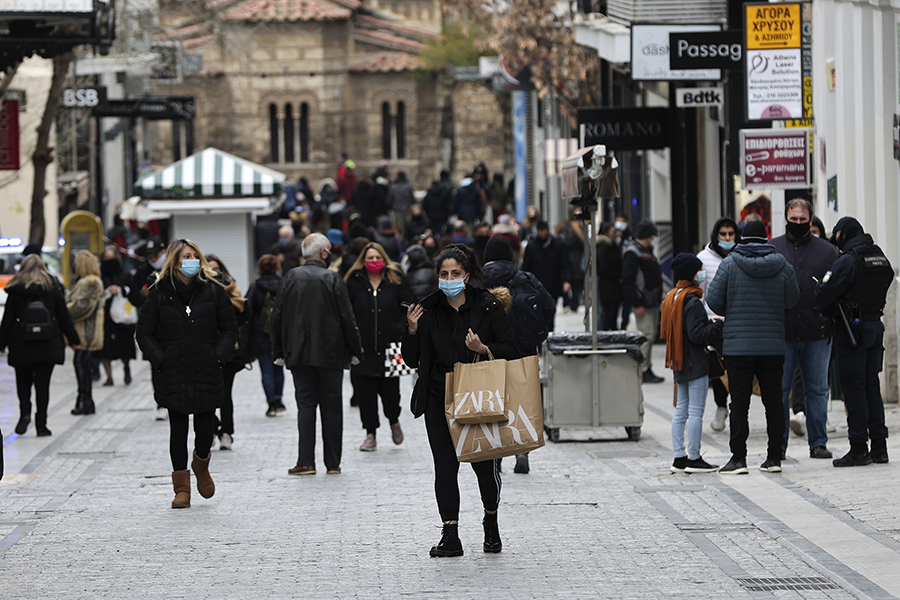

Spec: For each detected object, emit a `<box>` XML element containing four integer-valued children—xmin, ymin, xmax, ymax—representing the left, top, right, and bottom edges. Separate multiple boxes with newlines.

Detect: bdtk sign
<box><xmin>740</xmin><ymin>128</ymin><xmax>811</xmax><ymax>189</ymax></box>
<box><xmin>675</xmin><ymin>87</ymin><xmax>724</xmax><ymax>107</ymax></box>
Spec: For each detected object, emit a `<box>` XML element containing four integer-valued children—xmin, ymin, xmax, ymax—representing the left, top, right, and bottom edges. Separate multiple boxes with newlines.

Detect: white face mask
<box><xmin>150</xmin><ymin>253</ymin><xmax>166</xmax><ymax>270</ymax></box>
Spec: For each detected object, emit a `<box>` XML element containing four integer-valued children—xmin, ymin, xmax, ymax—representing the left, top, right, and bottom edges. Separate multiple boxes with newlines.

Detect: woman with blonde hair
<box><xmin>344</xmin><ymin>242</ymin><xmax>410</xmax><ymax>451</ymax></box>
<box><xmin>67</xmin><ymin>250</ymin><xmax>106</xmax><ymax>415</ymax></box>
<box><xmin>0</xmin><ymin>255</ymin><xmax>79</xmax><ymax>436</ymax></box>
<box><xmin>136</xmin><ymin>239</ymin><xmax>238</xmax><ymax>509</ymax></box>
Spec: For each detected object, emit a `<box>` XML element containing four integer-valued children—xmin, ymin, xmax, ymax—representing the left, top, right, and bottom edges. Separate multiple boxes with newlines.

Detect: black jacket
<box><xmin>405</xmin><ymin>246</ymin><xmax>437</xmax><ymax>302</ymax></box>
<box><xmin>671</xmin><ymin>294</ymin><xmax>723</xmax><ymax>384</ymax></box>
<box><xmin>422</xmin><ymin>179</ymin><xmax>454</xmax><ymax>231</ymax></box>
<box><xmin>815</xmin><ymin>233</ymin><xmax>890</xmax><ymax>315</ymax></box>
<box><xmin>522</xmin><ymin>235</ymin><xmax>570</xmax><ymax>298</ymax></box>
<box><xmin>480</xmin><ymin>260</ymin><xmax>555</xmax><ymax>353</ymax></box>
<box><xmin>596</xmin><ymin>235</ymin><xmax>623</xmax><ymax>305</ymax></box>
<box><xmin>346</xmin><ymin>269</ymin><xmax>410</xmax><ymax>377</ymax></box>
<box><xmin>402</xmin><ymin>286</ymin><xmax>520</xmax><ymax>418</ymax></box>
<box><xmin>270</xmin><ymin>260</ymin><xmax>363</xmax><ymax>370</ymax></box>
<box><xmin>621</xmin><ymin>238</ymin><xmax>662</xmax><ymax>308</ymax></box>
<box><xmin>0</xmin><ymin>282</ymin><xmax>79</xmax><ymax>368</ymax></box>
<box><xmin>771</xmin><ymin>233</ymin><xmax>838</xmax><ymax>340</ymax></box>
<box><xmin>136</xmin><ymin>276</ymin><xmax>238</xmax><ymax>414</ymax></box>
<box><xmin>246</xmin><ymin>273</ymin><xmax>281</xmax><ymax>356</ymax></box>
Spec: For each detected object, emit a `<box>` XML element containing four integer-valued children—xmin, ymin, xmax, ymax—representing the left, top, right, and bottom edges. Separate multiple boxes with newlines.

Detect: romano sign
<box><xmin>740</xmin><ymin>128</ymin><xmax>811</xmax><ymax>189</ymax></box>
<box><xmin>577</xmin><ymin>107</ymin><xmax>669</xmax><ymax>151</ymax></box>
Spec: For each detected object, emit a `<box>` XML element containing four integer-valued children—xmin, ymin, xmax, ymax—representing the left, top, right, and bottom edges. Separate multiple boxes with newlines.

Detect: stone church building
<box><xmin>151</xmin><ymin>0</ymin><xmax>510</xmax><ymax>189</ymax></box>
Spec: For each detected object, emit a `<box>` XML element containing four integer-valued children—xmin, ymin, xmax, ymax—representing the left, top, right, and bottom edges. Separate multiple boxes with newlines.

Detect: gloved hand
<box><xmin>351</xmin><ymin>356</ymin><xmax>360</xmax><ymax>366</ymax></box>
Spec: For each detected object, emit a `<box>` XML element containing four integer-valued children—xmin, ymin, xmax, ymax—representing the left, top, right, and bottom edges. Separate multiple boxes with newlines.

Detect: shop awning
<box><xmin>134</xmin><ymin>147</ymin><xmax>285</xmax><ymax>199</ymax></box>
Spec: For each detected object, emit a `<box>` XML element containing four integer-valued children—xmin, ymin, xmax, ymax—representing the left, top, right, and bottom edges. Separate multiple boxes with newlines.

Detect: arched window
<box><xmin>284</xmin><ymin>103</ymin><xmax>295</xmax><ymax>163</ymax></box>
<box><xmin>381</xmin><ymin>101</ymin><xmax>407</xmax><ymax>160</ymax></box>
<box><xmin>269</xmin><ymin>103</ymin><xmax>279</xmax><ymax>163</ymax></box>
<box><xmin>300</xmin><ymin>102</ymin><xmax>309</xmax><ymax>163</ymax></box>
<box><xmin>382</xmin><ymin>102</ymin><xmax>392</xmax><ymax>160</ymax></box>
<box><xmin>396</xmin><ymin>101</ymin><xmax>406</xmax><ymax>159</ymax></box>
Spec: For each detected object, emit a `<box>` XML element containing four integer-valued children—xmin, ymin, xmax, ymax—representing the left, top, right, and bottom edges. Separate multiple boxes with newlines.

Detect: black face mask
<box><xmin>101</xmin><ymin>259</ymin><xmax>121</xmax><ymax>278</ymax></box>
<box><xmin>786</xmin><ymin>221</ymin><xmax>811</xmax><ymax>238</ymax></box>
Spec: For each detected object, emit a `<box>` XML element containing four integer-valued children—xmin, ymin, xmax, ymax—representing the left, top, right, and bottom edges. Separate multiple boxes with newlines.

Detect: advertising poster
<box><xmin>740</xmin><ymin>129</ymin><xmax>811</xmax><ymax>189</ymax></box>
<box><xmin>745</xmin><ymin>3</ymin><xmax>805</xmax><ymax>120</ymax></box>
<box><xmin>631</xmin><ymin>24</ymin><xmax>721</xmax><ymax>81</ymax></box>
<box><xmin>512</xmin><ymin>90</ymin><xmax>528</xmax><ymax>222</ymax></box>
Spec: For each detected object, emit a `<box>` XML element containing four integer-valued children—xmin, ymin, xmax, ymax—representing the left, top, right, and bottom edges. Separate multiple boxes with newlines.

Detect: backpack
<box><xmin>507</xmin><ymin>271</ymin><xmax>550</xmax><ymax>350</ymax></box>
<box><xmin>259</xmin><ymin>290</ymin><xmax>276</xmax><ymax>336</ymax></box>
<box><xmin>20</xmin><ymin>299</ymin><xmax>53</xmax><ymax>342</ymax></box>
<box><xmin>230</xmin><ymin>307</ymin><xmax>255</xmax><ymax>368</ymax></box>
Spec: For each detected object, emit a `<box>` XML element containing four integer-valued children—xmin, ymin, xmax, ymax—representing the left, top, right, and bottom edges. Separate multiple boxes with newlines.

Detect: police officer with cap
<box><xmin>815</xmin><ymin>217</ymin><xmax>894</xmax><ymax>467</ymax></box>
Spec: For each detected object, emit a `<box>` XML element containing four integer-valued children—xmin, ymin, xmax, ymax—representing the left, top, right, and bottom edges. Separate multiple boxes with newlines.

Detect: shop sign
<box><xmin>740</xmin><ymin>128</ymin><xmax>811</xmax><ymax>189</ymax></box>
<box><xmin>0</xmin><ymin>100</ymin><xmax>20</xmax><ymax>171</ymax></box>
<box><xmin>631</xmin><ymin>24</ymin><xmax>721</xmax><ymax>81</ymax></box>
<box><xmin>577</xmin><ymin>107</ymin><xmax>669</xmax><ymax>150</ymax></box>
<box><xmin>669</xmin><ymin>31</ymin><xmax>743</xmax><ymax>71</ymax></box>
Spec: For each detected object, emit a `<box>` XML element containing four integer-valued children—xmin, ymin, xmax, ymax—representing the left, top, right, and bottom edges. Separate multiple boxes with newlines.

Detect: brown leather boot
<box><xmin>171</xmin><ymin>470</ymin><xmax>191</xmax><ymax>508</ymax></box>
<box><xmin>191</xmin><ymin>451</ymin><xmax>215</xmax><ymax>499</ymax></box>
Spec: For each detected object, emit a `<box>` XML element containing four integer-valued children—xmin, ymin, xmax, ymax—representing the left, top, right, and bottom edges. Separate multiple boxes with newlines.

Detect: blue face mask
<box><xmin>718</xmin><ymin>240</ymin><xmax>735</xmax><ymax>252</ymax></box>
<box><xmin>439</xmin><ymin>277</ymin><xmax>467</xmax><ymax>298</ymax></box>
<box><xmin>695</xmin><ymin>271</ymin><xmax>706</xmax><ymax>285</ymax></box>
<box><xmin>180</xmin><ymin>259</ymin><xmax>200</xmax><ymax>278</ymax></box>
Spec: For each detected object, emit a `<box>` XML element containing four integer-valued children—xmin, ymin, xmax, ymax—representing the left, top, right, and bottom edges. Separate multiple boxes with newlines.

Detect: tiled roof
<box><xmin>183</xmin><ymin>34</ymin><xmax>217</xmax><ymax>49</ymax></box>
<box><xmin>354</xmin><ymin>29</ymin><xmax>425</xmax><ymax>52</ymax></box>
<box><xmin>350</xmin><ymin>52</ymin><xmax>421</xmax><ymax>73</ymax></box>
<box><xmin>330</xmin><ymin>0</ymin><xmax>360</xmax><ymax>8</ymax></box>
<box><xmin>153</xmin><ymin>23</ymin><xmax>209</xmax><ymax>41</ymax></box>
<box><xmin>220</xmin><ymin>0</ymin><xmax>352</xmax><ymax>22</ymax></box>
<box><xmin>356</xmin><ymin>14</ymin><xmax>440</xmax><ymax>40</ymax></box>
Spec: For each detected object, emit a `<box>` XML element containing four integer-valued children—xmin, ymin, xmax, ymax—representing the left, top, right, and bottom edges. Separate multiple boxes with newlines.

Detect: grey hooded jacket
<box><xmin>706</xmin><ymin>243</ymin><xmax>799</xmax><ymax>356</ymax></box>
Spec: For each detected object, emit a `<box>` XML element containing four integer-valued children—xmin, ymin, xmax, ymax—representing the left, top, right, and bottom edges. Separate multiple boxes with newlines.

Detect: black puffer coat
<box><xmin>0</xmin><ymin>283</ymin><xmax>79</xmax><ymax>368</ymax></box>
<box><xmin>136</xmin><ymin>275</ymin><xmax>238</xmax><ymax>414</ymax></box>
<box><xmin>405</xmin><ymin>245</ymin><xmax>437</xmax><ymax>301</ymax></box>
<box><xmin>246</xmin><ymin>273</ymin><xmax>281</xmax><ymax>356</ymax></box>
<box><xmin>402</xmin><ymin>286</ymin><xmax>520</xmax><ymax>418</ymax></box>
<box><xmin>345</xmin><ymin>269</ymin><xmax>410</xmax><ymax>377</ymax></box>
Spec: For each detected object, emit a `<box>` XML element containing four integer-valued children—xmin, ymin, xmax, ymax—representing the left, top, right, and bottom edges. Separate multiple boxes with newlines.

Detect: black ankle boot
<box><xmin>429</xmin><ymin>523</ymin><xmax>464</xmax><ymax>557</ymax></box>
<box><xmin>482</xmin><ymin>512</ymin><xmax>502</xmax><ymax>553</ymax></box>
<box><xmin>15</xmin><ymin>415</ymin><xmax>30</xmax><ymax>435</ymax></box>
<box><xmin>123</xmin><ymin>363</ymin><xmax>132</xmax><ymax>385</ymax></box>
<box><xmin>871</xmin><ymin>439</ymin><xmax>889</xmax><ymax>464</ymax></box>
<box><xmin>833</xmin><ymin>444</ymin><xmax>873</xmax><ymax>467</ymax></box>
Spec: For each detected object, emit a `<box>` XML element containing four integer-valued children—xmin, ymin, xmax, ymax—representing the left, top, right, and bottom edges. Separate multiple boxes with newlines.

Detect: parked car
<box><xmin>0</xmin><ymin>243</ymin><xmax>63</xmax><ymax>321</ymax></box>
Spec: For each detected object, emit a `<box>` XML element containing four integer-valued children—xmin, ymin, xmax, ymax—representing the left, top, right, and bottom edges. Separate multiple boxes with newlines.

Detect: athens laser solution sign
<box><xmin>745</xmin><ymin>3</ymin><xmax>806</xmax><ymax>120</ymax></box>
<box><xmin>740</xmin><ymin>129</ymin><xmax>811</xmax><ymax>189</ymax></box>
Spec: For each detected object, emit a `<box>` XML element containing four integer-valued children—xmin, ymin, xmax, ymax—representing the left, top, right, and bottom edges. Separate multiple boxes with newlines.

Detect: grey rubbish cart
<box><xmin>542</xmin><ymin>331</ymin><xmax>646</xmax><ymax>442</ymax></box>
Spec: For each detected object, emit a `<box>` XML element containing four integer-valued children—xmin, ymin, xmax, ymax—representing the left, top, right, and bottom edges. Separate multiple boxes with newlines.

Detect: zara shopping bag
<box><xmin>446</xmin><ymin>357</ymin><xmax>507</xmax><ymax>424</ymax></box>
<box><xmin>445</xmin><ymin>355</ymin><xmax>545</xmax><ymax>463</ymax></box>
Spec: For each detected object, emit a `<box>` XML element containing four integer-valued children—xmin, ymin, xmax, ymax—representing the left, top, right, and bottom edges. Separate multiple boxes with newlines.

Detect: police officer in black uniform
<box><xmin>815</xmin><ymin>217</ymin><xmax>894</xmax><ymax>467</ymax></box>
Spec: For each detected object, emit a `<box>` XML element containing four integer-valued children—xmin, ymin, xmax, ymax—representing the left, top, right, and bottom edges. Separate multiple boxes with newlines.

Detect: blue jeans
<box><xmin>781</xmin><ymin>339</ymin><xmax>831</xmax><ymax>451</ymax></box>
<box><xmin>257</xmin><ymin>351</ymin><xmax>285</xmax><ymax>404</ymax></box>
<box><xmin>672</xmin><ymin>375</ymin><xmax>709</xmax><ymax>460</ymax></box>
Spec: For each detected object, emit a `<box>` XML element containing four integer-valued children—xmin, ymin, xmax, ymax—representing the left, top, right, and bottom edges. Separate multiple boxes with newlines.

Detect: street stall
<box><xmin>542</xmin><ymin>145</ymin><xmax>645</xmax><ymax>442</ymax></box>
<box><xmin>133</xmin><ymin>148</ymin><xmax>285</xmax><ymax>292</ymax></box>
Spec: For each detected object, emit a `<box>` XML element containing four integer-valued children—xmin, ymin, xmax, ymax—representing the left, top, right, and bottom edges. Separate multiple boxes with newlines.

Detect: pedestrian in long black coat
<box><xmin>0</xmin><ymin>255</ymin><xmax>79</xmax><ymax>436</ymax></box>
<box><xmin>521</xmin><ymin>221</ymin><xmax>570</xmax><ymax>306</ymax></box>
<box><xmin>136</xmin><ymin>239</ymin><xmax>238</xmax><ymax>509</ymax></box>
<box><xmin>99</xmin><ymin>246</ymin><xmax>136</xmax><ymax>387</ymax></box>
<box><xmin>404</xmin><ymin>245</ymin><xmax>437</xmax><ymax>302</ymax></box>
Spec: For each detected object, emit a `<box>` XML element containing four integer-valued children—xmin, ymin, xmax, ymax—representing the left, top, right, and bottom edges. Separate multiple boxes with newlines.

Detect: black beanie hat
<box><xmin>741</xmin><ymin>220</ymin><xmax>768</xmax><ymax>243</ymax></box>
<box><xmin>483</xmin><ymin>235</ymin><xmax>513</xmax><ymax>263</ymax></box>
<box><xmin>635</xmin><ymin>219</ymin><xmax>658</xmax><ymax>240</ymax></box>
<box><xmin>22</xmin><ymin>242</ymin><xmax>42</xmax><ymax>256</ymax></box>
<box><xmin>672</xmin><ymin>252</ymin><xmax>702</xmax><ymax>283</ymax></box>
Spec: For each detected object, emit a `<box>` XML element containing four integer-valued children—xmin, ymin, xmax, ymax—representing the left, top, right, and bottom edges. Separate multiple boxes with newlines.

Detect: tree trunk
<box><xmin>0</xmin><ymin>62</ymin><xmax>21</xmax><ymax>113</ymax></box>
<box><xmin>30</xmin><ymin>51</ymin><xmax>74</xmax><ymax>246</ymax></box>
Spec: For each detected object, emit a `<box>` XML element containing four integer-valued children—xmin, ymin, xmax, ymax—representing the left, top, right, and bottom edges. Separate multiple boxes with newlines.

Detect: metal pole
<box><xmin>590</xmin><ymin>206</ymin><xmax>598</xmax><ymax>351</ymax></box>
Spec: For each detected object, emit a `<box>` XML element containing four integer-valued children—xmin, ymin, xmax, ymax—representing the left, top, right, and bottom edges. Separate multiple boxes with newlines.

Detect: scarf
<box><xmin>660</xmin><ymin>280</ymin><xmax>703</xmax><ymax>371</ymax></box>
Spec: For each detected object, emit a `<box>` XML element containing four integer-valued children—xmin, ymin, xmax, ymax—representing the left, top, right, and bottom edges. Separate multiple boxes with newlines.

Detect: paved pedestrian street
<box><xmin>2</xmin><ymin>311</ymin><xmax>900</xmax><ymax>599</ymax></box>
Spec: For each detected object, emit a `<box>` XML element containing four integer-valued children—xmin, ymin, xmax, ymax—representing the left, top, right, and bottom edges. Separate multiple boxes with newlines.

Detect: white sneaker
<box><xmin>155</xmin><ymin>407</ymin><xmax>168</xmax><ymax>421</ymax></box>
<box><xmin>219</xmin><ymin>433</ymin><xmax>233</xmax><ymax>450</ymax></box>
<box><xmin>710</xmin><ymin>406</ymin><xmax>728</xmax><ymax>431</ymax></box>
<box><xmin>790</xmin><ymin>411</ymin><xmax>807</xmax><ymax>437</ymax></box>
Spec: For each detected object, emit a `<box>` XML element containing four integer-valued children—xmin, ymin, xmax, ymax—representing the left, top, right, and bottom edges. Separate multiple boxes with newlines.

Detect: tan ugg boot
<box><xmin>191</xmin><ymin>451</ymin><xmax>215</xmax><ymax>499</ymax></box>
<box><xmin>171</xmin><ymin>470</ymin><xmax>191</xmax><ymax>508</ymax></box>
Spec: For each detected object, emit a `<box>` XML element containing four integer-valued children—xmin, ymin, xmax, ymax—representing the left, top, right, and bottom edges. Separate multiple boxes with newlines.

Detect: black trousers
<box><xmin>292</xmin><ymin>366</ymin><xmax>343</xmax><ymax>470</ymax></box>
<box><xmin>218</xmin><ymin>365</ymin><xmax>240</xmax><ymax>436</ymax></box>
<box><xmin>168</xmin><ymin>410</ymin><xmax>217</xmax><ymax>471</ymax></box>
<box><xmin>724</xmin><ymin>355</ymin><xmax>785</xmax><ymax>461</ymax></box>
<box><xmin>15</xmin><ymin>363</ymin><xmax>55</xmax><ymax>426</ymax></box>
<box><xmin>835</xmin><ymin>321</ymin><xmax>888</xmax><ymax>446</ymax></box>
<box><xmin>712</xmin><ymin>377</ymin><xmax>729</xmax><ymax>409</ymax></box>
<box><xmin>600</xmin><ymin>302</ymin><xmax>620</xmax><ymax>331</ymax></box>
<box><xmin>73</xmin><ymin>349</ymin><xmax>93</xmax><ymax>402</ymax></box>
<box><xmin>353</xmin><ymin>372</ymin><xmax>401</xmax><ymax>435</ymax></box>
<box><xmin>424</xmin><ymin>384</ymin><xmax>500</xmax><ymax>522</ymax></box>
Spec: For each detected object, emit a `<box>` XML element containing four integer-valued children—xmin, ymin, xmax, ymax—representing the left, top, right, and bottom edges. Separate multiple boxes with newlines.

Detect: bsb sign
<box><xmin>577</xmin><ymin>107</ymin><xmax>669</xmax><ymax>151</ymax></box>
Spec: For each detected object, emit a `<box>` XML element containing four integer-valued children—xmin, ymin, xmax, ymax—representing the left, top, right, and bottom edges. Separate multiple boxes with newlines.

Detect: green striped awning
<box><xmin>134</xmin><ymin>148</ymin><xmax>285</xmax><ymax>199</ymax></box>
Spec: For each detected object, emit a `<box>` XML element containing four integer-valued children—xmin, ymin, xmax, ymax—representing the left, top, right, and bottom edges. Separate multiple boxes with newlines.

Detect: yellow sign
<box><xmin>60</xmin><ymin>210</ymin><xmax>104</xmax><ymax>288</ymax></box>
<box><xmin>746</xmin><ymin>3</ymin><xmax>802</xmax><ymax>50</ymax></box>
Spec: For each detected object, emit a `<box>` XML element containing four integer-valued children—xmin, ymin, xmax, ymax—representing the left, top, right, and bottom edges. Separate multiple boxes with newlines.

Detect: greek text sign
<box><xmin>631</xmin><ymin>24</ymin><xmax>721</xmax><ymax>81</ymax></box>
<box><xmin>745</xmin><ymin>3</ymin><xmax>808</xmax><ymax>120</ymax></box>
<box><xmin>746</xmin><ymin>4</ymin><xmax>802</xmax><ymax>50</ymax></box>
<box><xmin>740</xmin><ymin>129</ymin><xmax>811</xmax><ymax>189</ymax></box>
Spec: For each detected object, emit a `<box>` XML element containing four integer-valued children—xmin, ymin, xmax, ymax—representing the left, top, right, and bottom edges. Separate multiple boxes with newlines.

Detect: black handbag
<box><xmin>706</xmin><ymin>346</ymin><xmax>726</xmax><ymax>379</ymax></box>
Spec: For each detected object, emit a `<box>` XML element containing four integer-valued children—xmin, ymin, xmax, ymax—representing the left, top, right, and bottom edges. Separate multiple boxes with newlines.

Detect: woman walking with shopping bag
<box><xmin>403</xmin><ymin>244</ymin><xmax>519</xmax><ymax>557</ymax></box>
<box><xmin>67</xmin><ymin>251</ymin><xmax>106</xmax><ymax>415</ymax></box>
<box><xmin>99</xmin><ymin>246</ymin><xmax>137</xmax><ymax>387</ymax></box>
<box><xmin>344</xmin><ymin>242</ymin><xmax>410</xmax><ymax>451</ymax></box>
<box><xmin>136</xmin><ymin>239</ymin><xmax>238</xmax><ymax>509</ymax></box>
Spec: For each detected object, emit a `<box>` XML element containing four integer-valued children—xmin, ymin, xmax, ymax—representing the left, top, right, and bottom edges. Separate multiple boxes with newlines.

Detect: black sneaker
<box><xmin>642</xmin><ymin>370</ymin><xmax>665</xmax><ymax>384</ymax></box>
<box><xmin>871</xmin><ymin>449</ymin><xmax>890</xmax><ymax>464</ymax></box>
<box><xmin>266</xmin><ymin>404</ymin><xmax>278</xmax><ymax>417</ymax></box>
<box><xmin>514</xmin><ymin>454</ymin><xmax>530</xmax><ymax>474</ymax></box>
<box><xmin>685</xmin><ymin>457</ymin><xmax>720</xmax><ymax>473</ymax></box>
<box><xmin>833</xmin><ymin>450</ymin><xmax>873</xmax><ymax>467</ymax></box>
<box><xmin>759</xmin><ymin>458</ymin><xmax>782</xmax><ymax>472</ymax></box>
<box><xmin>719</xmin><ymin>458</ymin><xmax>749</xmax><ymax>474</ymax></box>
<box><xmin>809</xmin><ymin>446</ymin><xmax>833</xmax><ymax>459</ymax></box>
<box><xmin>670</xmin><ymin>456</ymin><xmax>689</xmax><ymax>473</ymax></box>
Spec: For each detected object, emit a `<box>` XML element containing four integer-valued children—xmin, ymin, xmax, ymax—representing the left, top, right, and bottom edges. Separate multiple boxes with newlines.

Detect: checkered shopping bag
<box><xmin>384</xmin><ymin>342</ymin><xmax>416</xmax><ymax>377</ymax></box>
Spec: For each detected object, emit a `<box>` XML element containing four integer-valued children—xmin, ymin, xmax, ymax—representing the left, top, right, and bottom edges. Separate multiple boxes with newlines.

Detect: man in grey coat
<box><xmin>271</xmin><ymin>233</ymin><xmax>364</xmax><ymax>476</ymax></box>
<box><xmin>707</xmin><ymin>220</ymin><xmax>800</xmax><ymax>475</ymax></box>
